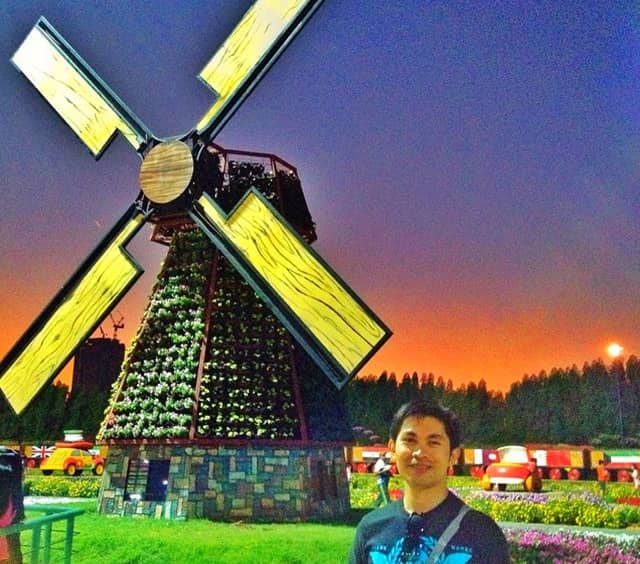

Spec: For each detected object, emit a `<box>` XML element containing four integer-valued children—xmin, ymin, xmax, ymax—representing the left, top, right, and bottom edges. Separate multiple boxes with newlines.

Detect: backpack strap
<box><xmin>427</xmin><ymin>504</ymin><xmax>470</xmax><ymax>564</ymax></box>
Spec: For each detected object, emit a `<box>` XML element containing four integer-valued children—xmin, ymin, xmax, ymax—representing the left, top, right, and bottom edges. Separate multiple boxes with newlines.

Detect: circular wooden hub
<box><xmin>139</xmin><ymin>141</ymin><xmax>194</xmax><ymax>204</ymax></box>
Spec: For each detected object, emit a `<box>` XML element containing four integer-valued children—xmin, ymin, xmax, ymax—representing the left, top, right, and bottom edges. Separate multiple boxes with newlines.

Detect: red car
<box><xmin>482</xmin><ymin>445</ymin><xmax>542</xmax><ymax>492</ymax></box>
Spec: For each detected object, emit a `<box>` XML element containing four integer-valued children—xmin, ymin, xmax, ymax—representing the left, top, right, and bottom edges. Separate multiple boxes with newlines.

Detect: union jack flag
<box><xmin>31</xmin><ymin>445</ymin><xmax>55</xmax><ymax>459</ymax></box>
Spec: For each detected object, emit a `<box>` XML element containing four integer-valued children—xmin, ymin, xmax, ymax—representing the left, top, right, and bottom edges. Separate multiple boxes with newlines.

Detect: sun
<box><xmin>607</xmin><ymin>343</ymin><xmax>623</xmax><ymax>358</ymax></box>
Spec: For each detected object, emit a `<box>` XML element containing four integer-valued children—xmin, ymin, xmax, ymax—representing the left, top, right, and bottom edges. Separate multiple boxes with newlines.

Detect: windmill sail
<box><xmin>0</xmin><ymin>206</ymin><xmax>146</xmax><ymax>414</ymax></box>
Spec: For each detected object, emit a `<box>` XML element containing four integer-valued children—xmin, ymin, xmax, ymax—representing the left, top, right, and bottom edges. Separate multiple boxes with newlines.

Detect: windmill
<box><xmin>2</xmin><ymin>1</ymin><xmax>391</xmax><ymax>520</ymax></box>
<box><xmin>1</xmin><ymin>0</ymin><xmax>391</xmax><ymax>417</ymax></box>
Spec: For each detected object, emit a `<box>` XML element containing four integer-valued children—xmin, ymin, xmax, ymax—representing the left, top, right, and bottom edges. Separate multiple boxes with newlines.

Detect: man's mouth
<box><xmin>409</xmin><ymin>462</ymin><xmax>432</xmax><ymax>470</ymax></box>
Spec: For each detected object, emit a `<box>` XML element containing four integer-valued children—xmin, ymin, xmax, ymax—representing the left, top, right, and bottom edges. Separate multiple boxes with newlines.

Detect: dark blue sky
<box><xmin>1</xmin><ymin>1</ymin><xmax>638</xmax><ymax>391</ymax></box>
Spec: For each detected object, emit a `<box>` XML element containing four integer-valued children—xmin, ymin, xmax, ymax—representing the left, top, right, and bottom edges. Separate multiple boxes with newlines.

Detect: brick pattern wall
<box><xmin>98</xmin><ymin>444</ymin><xmax>350</xmax><ymax>521</ymax></box>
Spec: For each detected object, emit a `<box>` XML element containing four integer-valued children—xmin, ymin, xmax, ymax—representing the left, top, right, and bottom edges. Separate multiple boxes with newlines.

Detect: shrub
<box><xmin>352</xmin><ymin>476</ymin><xmax>640</xmax><ymax>529</ymax></box>
<box><xmin>24</xmin><ymin>476</ymin><xmax>101</xmax><ymax>498</ymax></box>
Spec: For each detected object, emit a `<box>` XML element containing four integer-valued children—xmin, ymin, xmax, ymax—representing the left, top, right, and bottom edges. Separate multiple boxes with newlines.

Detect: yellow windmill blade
<box><xmin>190</xmin><ymin>190</ymin><xmax>391</xmax><ymax>388</ymax></box>
<box><xmin>0</xmin><ymin>206</ymin><xmax>147</xmax><ymax>414</ymax></box>
<box><xmin>11</xmin><ymin>17</ymin><xmax>153</xmax><ymax>158</ymax></box>
<box><xmin>196</xmin><ymin>0</ymin><xmax>323</xmax><ymax>141</ymax></box>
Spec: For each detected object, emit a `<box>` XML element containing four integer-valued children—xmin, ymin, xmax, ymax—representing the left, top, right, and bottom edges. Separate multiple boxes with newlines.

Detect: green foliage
<box><xmin>348</xmin><ymin>473</ymin><xmax>404</xmax><ymax>509</ymax></box>
<box><xmin>0</xmin><ymin>383</ymin><xmax>68</xmax><ymax>442</ymax></box>
<box><xmin>101</xmin><ymin>228</ymin><xmax>212</xmax><ymax>439</ymax></box>
<box><xmin>65</xmin><ymin>389</ymin><xmax>110</xmax><ymax>438</ymax></box>
<box><xmin>348</xmin><ymin>475</ymin><xmax>640</xmax><ymax>529</ymax></box>
<box><xmin>348</xmin><ymin>355</ymin><xmax>640</xmax><ymax>446</ymax></box>
<box><xmin>603</xmin><ymin>482</ymin><xmax>639</xmax><ymax>503</ymax></box>
<box><xmin>23</xmin><ymin>502</ymin><xmax>355</xmax><ymax>564</ymax></box>
<box><xmin>475</xmin><ymin>495</ymin><xmax>640</xmax><ymax>529</ymax></box>
<box><xmin>24</xmin><ymin>476</ymin><xmax>101</xmax><ymax>498</ymax></box>
<box><xmin>197</xmin><ymin>257</ymin><xmax>299</xmax><ymax>439</ymax></box>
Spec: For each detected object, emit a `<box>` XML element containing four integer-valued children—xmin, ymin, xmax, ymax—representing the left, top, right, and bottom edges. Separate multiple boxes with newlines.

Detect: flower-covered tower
<box><xmin>97</xmin><ymin>145</ymin><xmax>352</xmax><ymax>521</ymax></box>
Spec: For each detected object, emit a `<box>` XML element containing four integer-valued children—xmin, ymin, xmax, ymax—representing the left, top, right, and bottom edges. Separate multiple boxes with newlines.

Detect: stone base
<box><xmin>98</xmin><ymin>443</ymin><xmax>349</xmax><ymax>521</ymax></box>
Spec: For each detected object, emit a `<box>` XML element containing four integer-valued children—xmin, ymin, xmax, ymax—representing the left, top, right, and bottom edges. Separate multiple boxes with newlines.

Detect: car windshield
<box><xmin>497</xmin><ymin>446</ymin><xmax>529</xmax><ymax>463</ymax></box>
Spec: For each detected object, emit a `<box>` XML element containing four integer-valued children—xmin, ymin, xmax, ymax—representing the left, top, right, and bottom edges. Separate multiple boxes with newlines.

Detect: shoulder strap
<box><xmin>427</xmin><ymin>504</ymin><xmax>470</xmax><ymax>564</ymax></box>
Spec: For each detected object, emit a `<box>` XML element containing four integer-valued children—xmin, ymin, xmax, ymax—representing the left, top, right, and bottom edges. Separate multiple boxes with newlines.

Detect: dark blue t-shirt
<box><xmin>349</xmin><ymin>492</ymin><xmax>509</xmax><ymax>563</ymax></box>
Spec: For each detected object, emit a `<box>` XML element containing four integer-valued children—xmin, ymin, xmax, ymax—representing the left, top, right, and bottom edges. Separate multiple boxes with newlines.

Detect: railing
<box><xmin>0</xmin><ymin>505</ymin><xmax>84</xmax><ymax>564</ymax></box>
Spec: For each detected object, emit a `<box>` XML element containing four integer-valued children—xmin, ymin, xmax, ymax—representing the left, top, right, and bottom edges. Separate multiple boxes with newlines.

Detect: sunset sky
<box><xmin>0</xmin><ymin>1</ymin><xmax>638</xmax><ymax>394</ymax></box>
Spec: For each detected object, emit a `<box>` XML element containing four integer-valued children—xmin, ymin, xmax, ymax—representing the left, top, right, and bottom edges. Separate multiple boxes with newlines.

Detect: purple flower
<box><xmin>505</xmin><ymin>529</ymin><xmax>640</xmax><ymax>563</ymax></box>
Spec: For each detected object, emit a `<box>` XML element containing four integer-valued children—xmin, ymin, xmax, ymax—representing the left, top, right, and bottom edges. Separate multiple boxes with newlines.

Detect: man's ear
<box><xmin>449</xmin><ymin>447</ymin><xmax>461</xmax><ymax>467</ymax></box>
<box><xmin>387</xmin><ymin>439</ymin><xmax>396</xmax><ymax>463</ymax></box>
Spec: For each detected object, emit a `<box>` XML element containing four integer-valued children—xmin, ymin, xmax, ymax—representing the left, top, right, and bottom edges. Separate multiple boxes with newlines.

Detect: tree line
<box><xmin>344</xmin><ymin>356</ymin><xmax>640</xmax><ymax>448</ymax></box>
<box><xmin>0</xmin><ymin>384</ymin><xmax>108</xmax><ymax>444</ymax></box>
<box><xmin>1</xmin><ymin>356</ymin><xmax>639</xmax><ymax>448</ymax></box>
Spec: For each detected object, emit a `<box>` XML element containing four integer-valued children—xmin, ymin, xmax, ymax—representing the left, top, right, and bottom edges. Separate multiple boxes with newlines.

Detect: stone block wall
<box><xmin>98</xmin><ymin>443</ymin><xmax>350</xmax><ymax>521</ymax></box>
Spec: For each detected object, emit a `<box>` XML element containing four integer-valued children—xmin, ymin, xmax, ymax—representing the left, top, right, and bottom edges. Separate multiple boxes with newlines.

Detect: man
<box><xmin>349</xmin><ymin>400</ymin><xmax>509</xmax><ymax>563</ymax></box>
<box><xmin>596</xmin><ymin>460</ymin><xmax>609</xmax><ymax>497</ymax></box>
<box><xmin>373</xmin><ymin>454</ymin><xmax>392</xmax><ymax>507</ymax></box>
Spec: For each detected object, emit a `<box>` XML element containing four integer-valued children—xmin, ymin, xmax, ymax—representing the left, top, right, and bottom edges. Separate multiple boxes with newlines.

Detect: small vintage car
<box><xmin>39</xmin><ymin>443</ymin><xmax>104</xmax><ymax>477</ymax></box>
<box><xmin>482</xmin><ymin>445</ymin><xmax>542</xmax><ymax>492</ymax></box>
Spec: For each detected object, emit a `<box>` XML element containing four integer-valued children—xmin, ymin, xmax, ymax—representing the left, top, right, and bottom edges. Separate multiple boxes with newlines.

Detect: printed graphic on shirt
<box><xmin>370</xmin><ymin>534</ymin><xmax>472</xmax><ymax>563</ymax></box>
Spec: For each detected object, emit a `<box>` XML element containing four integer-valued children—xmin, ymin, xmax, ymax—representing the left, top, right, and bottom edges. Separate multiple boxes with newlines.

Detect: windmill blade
<box><xmin>190</xmin><ymin>190</ymin><xmax>391</xmax><ymax>389</ymax></box>
<box><xmin>0</xmin><ymin>205</ymin><xmax>147</xmax><ymax>414</ymax></box>
<box><xmin>196</xmin><ymin>0</ymin><xmax>324</xmax><ymax>141</ymax></box>
<box><xmin>12</xmin><ymin>17</ymin><xmax>152</xmax><ymax>158</ymax></box>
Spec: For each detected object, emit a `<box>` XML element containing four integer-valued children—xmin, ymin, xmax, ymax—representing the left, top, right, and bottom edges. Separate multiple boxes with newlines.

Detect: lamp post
<box><xmin>607</xmin><ymin>343</ymin><xmax>624</xmax><ymax>440</ymax></box>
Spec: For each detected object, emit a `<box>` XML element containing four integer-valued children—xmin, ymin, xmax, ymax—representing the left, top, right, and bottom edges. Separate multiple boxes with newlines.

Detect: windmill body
<box><xmin>100</xmin><ymin>146</ymin><xmax>353</xmax><ymax>520</ymax></box>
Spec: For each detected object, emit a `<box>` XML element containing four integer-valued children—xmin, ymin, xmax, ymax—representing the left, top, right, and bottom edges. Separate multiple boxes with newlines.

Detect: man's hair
<box><xmin>389</xmin><ymin>400</ymin><xmax>461</xmax><ymax>450</ymax></box>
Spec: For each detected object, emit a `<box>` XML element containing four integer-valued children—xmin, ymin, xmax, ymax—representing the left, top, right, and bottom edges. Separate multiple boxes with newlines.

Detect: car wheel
<box><xmin>568</xmin><ymin>468</ymin><xmax>581</xmax><ymax>481</ymax></box>
<box><xmin>549</xmin><ymin>468</ymin><xmax>563</xmax><ymax>480</ymax></box>
<box><xmin>93</xmin><ymin>463</ymin><xmax>104</xmax><ymax>476</ymax></box>
<box><xmin>65</xmin><ymin>463</ymin><xmax>77</xmax><ymax>476</ymax></box>
<box><xmin>481</xmin><ymin>474</ymin><xmax>492</xmax><ymax>491</ymax></box>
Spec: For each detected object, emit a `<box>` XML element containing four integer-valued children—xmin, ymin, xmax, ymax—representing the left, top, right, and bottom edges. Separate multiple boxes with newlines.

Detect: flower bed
<box><xmin>355</xmin><ymin>477</ymin><xmax>640</xmax><ymax>514</ymax></box>
<box><xmin>351</xmin><ymin>477</ymin><xmax>640</xmax><ymax>561</ymax></box>
<box><xmin>506</xmin><ymin>529</ymin><xmax>640</xmax><ymax>563</ymax></box>
<box><xmin>24</xmin><ymin>476</ymin><xmax>101</xmax><ymax>498</ymax></box>
<box><xmin>463</xmin><ymin>490</ymin><xmax>640</xmax><ymax>528</ymax></box>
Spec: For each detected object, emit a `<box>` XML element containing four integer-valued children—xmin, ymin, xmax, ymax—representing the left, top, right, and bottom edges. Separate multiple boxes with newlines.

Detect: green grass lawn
<box><xmin>21</xmin><ymin>501</ymin><xmax>359</xmax><ymax>563</ymax></box>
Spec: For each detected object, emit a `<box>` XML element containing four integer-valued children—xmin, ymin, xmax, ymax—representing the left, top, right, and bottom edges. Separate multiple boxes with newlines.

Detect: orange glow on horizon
<box><xmin>1</xmin><ymin>283</ymin><xmax>638</xmax><ymax>400</ymax></box>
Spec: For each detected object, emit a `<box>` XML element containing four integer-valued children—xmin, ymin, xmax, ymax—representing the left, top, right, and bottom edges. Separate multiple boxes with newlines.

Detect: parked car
<box><xmin>482</xmin><ymin>445</ymin><xmax>542</xmax><ymax>492</ymax></box>
<box><xmin>40</xmin><ymin>446</ymin><xmax>104</xmax><ymax>477</ymax></box>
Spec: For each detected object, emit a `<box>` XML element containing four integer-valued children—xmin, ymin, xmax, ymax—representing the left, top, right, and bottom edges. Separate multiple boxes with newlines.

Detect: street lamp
<box><xmin>607</xmin><ymin>343</ymin><xmax>624</xmax><ymax>440</ymax></box>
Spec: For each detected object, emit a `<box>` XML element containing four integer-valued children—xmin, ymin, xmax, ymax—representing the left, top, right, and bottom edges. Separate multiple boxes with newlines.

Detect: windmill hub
<box><xmin>139</xmin><ymin>140</ymin><xmax>194</xmax><ymax>205</ymax></box>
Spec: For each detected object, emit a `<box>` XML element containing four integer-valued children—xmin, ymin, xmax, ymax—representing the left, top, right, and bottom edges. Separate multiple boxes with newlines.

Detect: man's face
<box><xmin>389</xmin><ymin>415</ymin><xmax>460</xmax><ymax>492</ymax></box>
